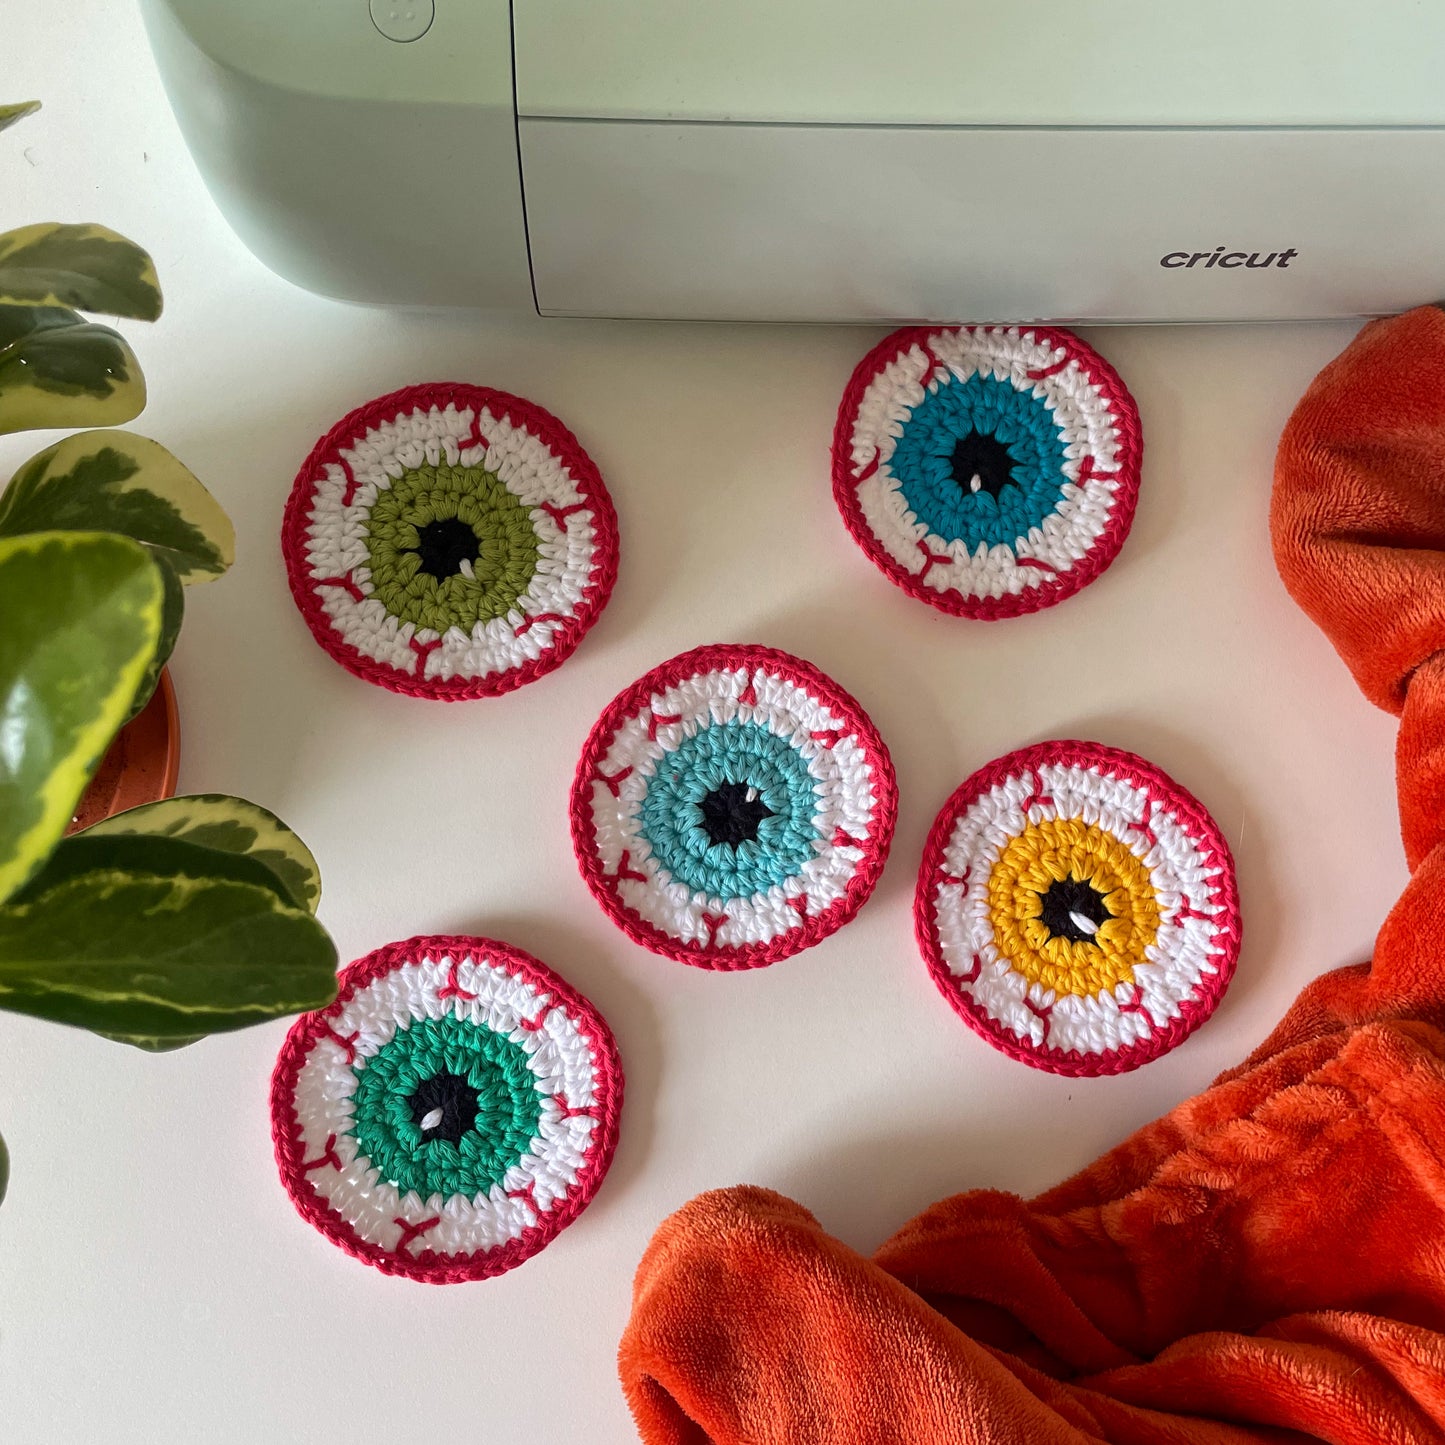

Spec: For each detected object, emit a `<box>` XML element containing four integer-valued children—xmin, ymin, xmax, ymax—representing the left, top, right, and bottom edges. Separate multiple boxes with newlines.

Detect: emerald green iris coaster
<box><xmin>282</xmin><ymin>383</ymin><xmax>619</xmax><ymax>699</ymax></box>
<box><xmin>271</xmin><ymin>935</ymin><xmax>623</xmax><ymax>1282</ymax></box>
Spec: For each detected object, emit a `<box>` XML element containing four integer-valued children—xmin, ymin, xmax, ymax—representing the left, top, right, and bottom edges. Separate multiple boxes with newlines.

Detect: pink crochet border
<box><xmin>913</xmin><ymin>740</ymin><xmax>1242</xmax><ymax>1077</ymax></box>
<box><xmin>270</xmin><ymin>934</ymin><xmax>624</xmax><ymax>1283</ymax></box>
<box><xmin>831</xmin><ymin>326</ymin><xmax>1143</xmax><ymax>620</ymax></box>
<box><xmin>570</xmin><ymin>643</ymin><xmax>898</xmax><ymax>970</ymax></box>
<box><xmin>280</xmin><ymin>382</ymin><xmax>620</xmax><ymax>700</ymax></box>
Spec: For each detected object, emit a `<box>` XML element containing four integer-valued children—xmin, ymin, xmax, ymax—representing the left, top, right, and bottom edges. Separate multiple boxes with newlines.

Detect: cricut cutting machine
<box><xmin>143</xmin><ymin>0</ymin><xmax>1445</xmax><ymax>322</ymax></box>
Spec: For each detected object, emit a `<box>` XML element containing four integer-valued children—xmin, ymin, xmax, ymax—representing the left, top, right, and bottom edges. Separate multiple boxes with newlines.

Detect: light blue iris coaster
<box><xmin>571</xmin><ymin>644</ymin><xmax>898</xmax><ymax>969</ymax></box>
<box><xmin>637</xmin><ymin>721</ymin><xmax>820</xmax><ymax>900</ymax></box>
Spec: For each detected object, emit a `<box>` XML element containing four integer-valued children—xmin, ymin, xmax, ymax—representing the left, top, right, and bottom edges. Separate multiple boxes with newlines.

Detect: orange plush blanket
<box><xmin>618</xmin><ymin>308</ymin><xmax>1445</xmax><ymax>1444</ymax></box>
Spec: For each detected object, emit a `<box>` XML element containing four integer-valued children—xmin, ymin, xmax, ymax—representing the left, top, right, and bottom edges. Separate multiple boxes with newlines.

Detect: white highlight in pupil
<box><xmin>420</xmin><ymin>1107</ymin><xmax>444</xmax><ymax>1131</ymax></box>
<box><xmin>458</xmin><ymin>558</ymin><xmax>476</xmax><ymax>580</ymax></box>
<box><xmin>969</xmin><ymin>474</ymin><xmax>984</xmax><ymax>494</ymax></box>
<box><xmin>1069</xmin><ymin>911</ymin><xmax>1099</xmax><ymax>936</ymax></box>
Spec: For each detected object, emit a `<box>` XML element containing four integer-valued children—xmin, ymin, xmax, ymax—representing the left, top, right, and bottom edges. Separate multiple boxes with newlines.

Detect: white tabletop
<box><xmin>1</xmin><ymin>6</ymin><xmax>1407</xmax><ymax>1443</ymax></box>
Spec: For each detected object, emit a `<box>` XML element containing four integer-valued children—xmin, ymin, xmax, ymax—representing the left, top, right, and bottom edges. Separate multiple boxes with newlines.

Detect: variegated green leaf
<box><xmin>122</xmin><ymin>555</ymin><xmax>182</xmax><ymax>723</ymax></box>
<box><xmin>85</xmin><ymin>793</ymin><xmax>322</xmax><ymax>914</ymax></box>
<box><xmin>0</xmin><ymin>223</ymin><xmax>161</xmax><ymax>320</ymax></box>
<box><xmin>97</xmin><ymin>1032</ymin><xmax>205</xmax><ymax>1052</ymax></box>
<box><xmin>0</xmin><ymin>837</ymin><xmax>338</xmax><ymax>1039</ymax></box>
<box><xmin>0</xmin><ymin>102</ymin><xmax>40</xmax><ymax>136</ymax></box>
<box><xmin>0</xmin><ymin>531</ymin><xmax>163</xmax><ymax>904</ymax></box>
<box><xmin>14</xmin><ymin>832</ymin><xmax>297</xmax><ymax>909</ymax></box>
<box><xmin>0</xmin><ymin>431</ymin><xmax>233</xmax><ymax>582</ymax></box>
<box><xmin>0</xmin><ymin>305</ymin><xmax>145</xmax><ymax>435</ymax></box>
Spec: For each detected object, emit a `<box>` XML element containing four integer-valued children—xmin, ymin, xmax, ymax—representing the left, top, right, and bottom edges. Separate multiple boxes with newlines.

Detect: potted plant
<box><xmin>0</xmin><ymin>102</ymin><xmax>340</xmax><ymax>1195</ymax></box>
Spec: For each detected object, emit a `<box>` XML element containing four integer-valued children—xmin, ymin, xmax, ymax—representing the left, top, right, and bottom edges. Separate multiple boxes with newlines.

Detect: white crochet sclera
<box><xmin>287</xmin><ymin>952</ymin><xmax>602</xmax><ymax>1257</ymax></box>
<box><xmin>849</xmin><ymin>328</ymin><xmax>1125</xmax><ymax>600</ymax></box>
<box><xmin>303</xmin><ymin>404</ymin><xmax>599</xmax><ymax>682</ymax></box>
<box><xmin>588</xmin><ymin>664</ymin><xmax>880</xmax><ymax>952</ymax></box>
<box><xmin>930</xmin><ymin>761</ymin><xmax>1234</xmax><ymax>1061</ymax></box>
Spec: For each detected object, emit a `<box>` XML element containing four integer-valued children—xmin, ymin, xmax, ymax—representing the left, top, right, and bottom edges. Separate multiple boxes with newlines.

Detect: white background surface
<box><xmin>1</xmin><ymin>5</ymin><xmax>1409</xmax><ymax>1443</ymax></box>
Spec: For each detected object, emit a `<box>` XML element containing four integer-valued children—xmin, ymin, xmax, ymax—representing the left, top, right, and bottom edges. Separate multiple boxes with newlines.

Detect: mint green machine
<box><xmin>144</xmin><ymin>0</ymin><xmax>1445</xmax><ymax>320</ymax></box>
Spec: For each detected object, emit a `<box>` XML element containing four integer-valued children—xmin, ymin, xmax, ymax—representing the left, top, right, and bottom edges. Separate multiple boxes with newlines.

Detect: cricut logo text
<box><xmin>1160</xmin><ymin>248</ymin><xmax>1298</xmax><ymax>270</ymax></box>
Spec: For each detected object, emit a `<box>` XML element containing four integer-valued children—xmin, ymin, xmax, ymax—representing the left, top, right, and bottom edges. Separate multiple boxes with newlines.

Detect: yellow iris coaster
<box><xmin>915</xmin><ymin>740</ymin><xmax>1242</xmax><ymax>1076</ymax></box>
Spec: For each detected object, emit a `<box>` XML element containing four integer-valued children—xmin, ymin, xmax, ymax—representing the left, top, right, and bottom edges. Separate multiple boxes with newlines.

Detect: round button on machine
<box><xmin>369</xmin><ymin>0</ymin><xmax>434</xmax><ymax>42</ymax></box>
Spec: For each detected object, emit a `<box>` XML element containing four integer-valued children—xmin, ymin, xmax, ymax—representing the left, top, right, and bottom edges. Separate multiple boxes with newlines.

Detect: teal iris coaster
<box><xmin>571</xmin><ymin>644</ymin><xmax>898</xmax><ymax>968</ymax></box>
<box><xmin>347</xmin><ymin>1015</ymin><xmax>541</xmax><ymax>1202</ymax></box>
<box><xmin>271</xmin><ymin>935</ymin><xmax>623</xmax><ymax>1282</ymax></box>
<box><xmin>832</xmin><ymin>325</ymin><xmax>1142</xmax><ymax>619</ymax></box>
<box><xmin>282</xmin><ymin>382</ymin><xmax>619</xmax><ymax>699</ymax></box>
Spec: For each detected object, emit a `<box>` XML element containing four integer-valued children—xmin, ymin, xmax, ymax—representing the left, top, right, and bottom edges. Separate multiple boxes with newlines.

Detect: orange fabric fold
<box><xmin>618</xmin><ymin>308</ymin><xmax>1445</xmax><ymax>1444</ymax></box>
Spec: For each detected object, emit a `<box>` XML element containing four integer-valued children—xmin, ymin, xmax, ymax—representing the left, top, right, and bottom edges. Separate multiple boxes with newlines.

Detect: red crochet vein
<box><xmin>569</xmin><ymin>643</ymin><xmax>898</xmax><ymax>972</ymax></box>
<box><xmin>830</xmin><ymin>325</ymin><xmax>1143</xmax><ymax>620</ymax></box>
<box><xmin>912</xmin><ymin>740</ymin><xmax>1243</xmax><ymax>1077</ymax></box>
<box><xmin>280</xmin><ymin>382</ymin><xmax>620</xmax><ymax>700</ymax></box>
<box><xmin>270</xmin><ymin>934</ymin><xmax>624</xmax><ymax>1283</ymax></box>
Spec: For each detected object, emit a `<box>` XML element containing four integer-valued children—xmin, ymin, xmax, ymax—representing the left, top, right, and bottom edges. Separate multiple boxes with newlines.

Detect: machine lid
<box><xmin>145</xmin><ymin>0</ymin><xmax>508</xmax><ymax>103</ymax></box>
<box><xmin>514</xmin><ymin>0</ymin><xmax>1445</xmax><ymax>128</ymax></box>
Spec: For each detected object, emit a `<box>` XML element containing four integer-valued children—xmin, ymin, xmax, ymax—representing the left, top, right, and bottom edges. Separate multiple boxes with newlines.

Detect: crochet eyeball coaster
<box><xmin>832</xmin><ymin>326</ymin><xmax>1142</xmax><ymax>619</ymax></box>
<box><xmin>916</xmin><ymin>742</ymin><xmax>1240</xmax><ymax>1076</ymax></box>
<box><xmin>572</xmin><ymin>644</ymin><xmax>897</xmax><ymax>969</ymax></box>
<box><xmin>282</xmin><ymin>383</ymin><xmax>619</xmax><ymax>699</ymax></box>
<box><xmin>271</xmin><ymin>935</ymin><xmax>622</xmax><ymax>1282</ymax></box>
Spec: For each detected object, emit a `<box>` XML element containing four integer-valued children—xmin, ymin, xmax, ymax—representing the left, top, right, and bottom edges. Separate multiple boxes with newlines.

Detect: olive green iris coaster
<box><xmin>271</xmin><ymin>934</ymin><xmax>624</xmax><ymax>1282</ymax></box>
<box><xmin>365</xmin><ymin>463</ymin><xmax>540</xmax><ymax>635</ymax></box>
<box><xmin>282</xmin><ymin>382</ymin><xmax>619</xmax><ymax>699</ymax></box>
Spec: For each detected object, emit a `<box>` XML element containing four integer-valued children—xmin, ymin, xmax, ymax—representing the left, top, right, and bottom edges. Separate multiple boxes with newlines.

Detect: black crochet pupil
<box><xmin>950</xmin><ymin>431</ymin><xmax>1020</xmax><ymax>500</ymax></box>
<box><xmin>412</xmin><ymin>517</ymin><xmax>480</xmax><ymax>580</ymax></box>
<box><xmin>699</xmin><ymin>781</ymin><xmax>774</xmax><ymax>847</ymax></box>
<box><xmin>407</xmin><ymin>1070</ymin><xmax>480</xmax><ymax>1144</ymax></box>
<box><xmin>1038</xmin><ymin>877</ymin><xmax>1113</xmax><ymax>943</ymax></box>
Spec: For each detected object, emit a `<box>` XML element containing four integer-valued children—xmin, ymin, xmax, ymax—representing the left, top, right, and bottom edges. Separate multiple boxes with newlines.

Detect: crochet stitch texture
<box><xmin>915</xmin><ymin>740</ymin><xmax>1241</xmax><ymax>1075</ymax></box>
<box><xmin>833</xmin><ymin>325</ymin><xmax>1142</xmax><ymax>618</ymax></box>
<box><xmin>572</xmin><ymin>644</ymin><xmax>897</xmax><ymax>968</ymax></box>
<box><xmin>271</xmin><ymin>935</ymin><xmax>623</xmax><ymax>1282</ymax></box>
<box><xmin>282</xmin><ymin>382</ymin><xmax>618</xmax><ymax>698</ymax></box>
